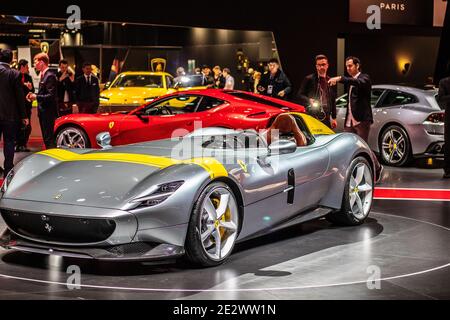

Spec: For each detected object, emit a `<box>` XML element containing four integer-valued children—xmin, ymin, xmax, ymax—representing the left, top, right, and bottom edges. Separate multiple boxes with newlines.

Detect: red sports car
<box><xmin>54</xmin><ymin>89</ymin><xmax>306</xmax><ymax>148</ymax></box>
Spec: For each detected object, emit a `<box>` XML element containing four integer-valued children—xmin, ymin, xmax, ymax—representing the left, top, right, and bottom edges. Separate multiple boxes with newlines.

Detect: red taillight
<box><xmin>424</xmin><ymin>112</ymin><xmax>445</xmax><ymax>123</ymax></box>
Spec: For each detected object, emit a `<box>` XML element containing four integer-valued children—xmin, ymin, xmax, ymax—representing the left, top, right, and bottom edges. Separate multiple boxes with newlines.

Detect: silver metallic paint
<box><xmin>0</xmin><ymin>127</ymin><xmax>376</xmax><ymax>261</ymax></box>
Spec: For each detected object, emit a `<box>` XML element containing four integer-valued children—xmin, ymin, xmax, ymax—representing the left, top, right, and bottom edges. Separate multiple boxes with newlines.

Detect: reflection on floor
<box><xmin>0</xmin><ymin>148</ymin><xmax>448</xmax><ymax>299</ymax></box>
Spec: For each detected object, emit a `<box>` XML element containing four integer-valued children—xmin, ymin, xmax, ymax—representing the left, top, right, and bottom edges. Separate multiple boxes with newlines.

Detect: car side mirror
<box><xmin>268</xmin><ymin>140</ymin><xmax>297</xmax><ymax>155</ymax></box>
<box><xmin>96</xmin><ymin>132</ymin><xmax>112</xmax><ymax>149</ymax></box>
<box><xmin>135</xmin><ymin>111</ymin><xmax>149</xmax><ymax>123</ymax></box>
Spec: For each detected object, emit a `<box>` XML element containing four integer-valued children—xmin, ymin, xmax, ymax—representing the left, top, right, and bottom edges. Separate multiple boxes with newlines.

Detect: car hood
<box><xmin>100</xmin><ymin>87</ymin><xmax>167</xmax><ymax>105</ymax></box>
<box><xmin>57</xmin><ymin>112</ymin><xmax>128</xmax><ymax>122</ymax></box>
<box><xmin>4</xmin><ymin>144</ymin><xmax>223</xmax><ymax>210</ymax></box>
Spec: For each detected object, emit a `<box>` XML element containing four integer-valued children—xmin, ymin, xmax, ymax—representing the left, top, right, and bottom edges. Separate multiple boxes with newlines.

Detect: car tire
<box><xmin>326</xmin><ymin>156</ymin><xmax>374</xmax><ymax>226</ymax></box>
<box><xmin>56</xmin><ymin>126</ymin><xmax>91</xmax><ymax>149</ymax></box>
<box><xmin>185</xmin><ymin>182</ymin><xmax>240</xmax><ymax>267</ymax></box>
<box><xmin>379</xmin><ymin>125</ymin><xmax>411</xmax><ymax>167</ymax></box>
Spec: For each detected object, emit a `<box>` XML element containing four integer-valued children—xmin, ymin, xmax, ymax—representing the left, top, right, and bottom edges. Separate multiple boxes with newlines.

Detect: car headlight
<box><xmin>99</xmin><ymin>96</ymin><xmax>110</xmax><ymax>102</ymax></box>
<box><xmin>132</xmin><ymin>181</ymin><xmax>184</xmax><ymax>208</ymax></box>
<box><xmin>1</xmin><ymin>169</ymin><xmax>15</xmax><ymax>195</ymax></box>
<box><xmin>144</xmin><ymin>97</ymin><xmax>158</xmax><ymax>102</ymax></box>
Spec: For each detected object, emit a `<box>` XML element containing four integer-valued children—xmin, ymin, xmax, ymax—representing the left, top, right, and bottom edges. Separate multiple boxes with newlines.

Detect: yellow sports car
<box><xmin>99</xmin><ymin>72</ymin><xmax>206</xmax><ymax>113</ymax></box>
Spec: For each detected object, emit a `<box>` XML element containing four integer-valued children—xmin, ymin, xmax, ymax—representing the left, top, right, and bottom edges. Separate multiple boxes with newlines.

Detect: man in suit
<box><xmin>257</xmin><ymin>58</ymin><xmax>292</xmax><ymax>100</ymax></box>
<box><xmin>437</xmin><ymin>76</ymin><xmax>450</xmax><ymax>179</ymax></box>
<box><xmin>57</xmin><ymin>59</ymin><xmax>75</xmax><ymax>116</ymax></box>
<box><xmin>297</xmin><ymin>54</ymin><xmax>337</xmax><ymax>129</ymax></box>
<box><xmin>0</xmin><ymin>49</ymin><xmax>29</xmax><ymax>177</ymax></box>
<box><xmin>75</xmin><ymin>62</ymin><xmax>100</xmax><ymax>114</ymax></box>
<box><xmin>200</xmin><ymin>65</ymin><xmax>214</xmax><ymax>87</ymax></box>
<box><xmin>16</xmin><ymin>59</ymin><xmax>34</xmax><ymax>152</ymax></box>
<box><xmin>329</xmin><ymin>56</ymin><xmax>373</xmax><ymax>142</ymax></box>
<box><xmin>26</xmin><ymin>53</ymin><xmax>58</xmax><ymax>149</ymax></box>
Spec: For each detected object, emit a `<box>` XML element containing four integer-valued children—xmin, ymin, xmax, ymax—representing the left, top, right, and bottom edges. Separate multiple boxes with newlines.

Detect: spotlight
<box><xmin>402</xmin><ymin>63</ymin><xmax>411</xmax><ymax>75</ymax></box>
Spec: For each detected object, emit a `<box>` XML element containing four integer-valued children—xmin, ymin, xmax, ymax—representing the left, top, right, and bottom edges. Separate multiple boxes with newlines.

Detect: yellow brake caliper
<box><xmin>211</xmin><ymin>198</ymin><xmax>231</xmax><ymax>240</ymax></box>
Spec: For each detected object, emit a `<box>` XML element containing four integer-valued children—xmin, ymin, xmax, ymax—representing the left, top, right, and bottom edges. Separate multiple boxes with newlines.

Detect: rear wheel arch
<box><xmin>377</xmin><ymin>121</ymin><xmax>411</xmax><ymax>145</ymax></box>
<box><xmin>377</xmin><ymin>122</ymin><xmax>412</xmax><ymax>166</ymax></box>
<box><xmin>327</xmin><ymin>156</ymin><xmax>374</xmax><ymax>226</ymax></box>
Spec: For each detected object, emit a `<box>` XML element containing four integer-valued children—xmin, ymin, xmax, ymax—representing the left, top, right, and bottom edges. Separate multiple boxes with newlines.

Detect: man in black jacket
<box><xmin>57</xmin><ymin>59</ymin><xmax>75</xmax><ymax>116</ymax></box>
<box><xmin>329</xmin><ymin>56</ymin><xmax>373</xmax><ymax>142</ymax></box>
<box><xmin>297</xmin><ymin>55</ymin><xmax>337</xmax><ymax>129</ymax></box>
<box><xmin>16</xmin><ymin>59</ymin><xmax>34</xmax><ymax>152</ymax></box>
<box><xmin>437</xmin><ymin>76</ymin><xmax>450</xmax><ymax>179</ymax></box>
<box><xmin>0</xmin><ymin>49</ymin><xmax>29</xmax><ymax>177</ymax></box>
<box><xmin>75</xmin><ymin>62</ymin><xmax>100</xmax><ymax>114</ymax></box>
<box><xmin>27</xmin><ymin>53</ymin><xmax>58</xmax><ymax>149</ymax></box>
<box><xmin>257</xmin><ymin>58</ymin><xmax>292</xmax><ymax>100</ymax></box>
<box><xmin>200</xmin><ymin>65</ymin><xmax>214</xmax><ymax>87</ymax></box>
<box><xmin>212</xmin><ymin>66</ymin><xmax>225</xmax><ymax>89</ymax></box>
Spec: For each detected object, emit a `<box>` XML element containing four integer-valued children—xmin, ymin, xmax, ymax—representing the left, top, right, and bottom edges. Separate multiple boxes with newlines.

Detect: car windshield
<box><xmin>201</xmin><ymin>131</ymin><xmax>268</xmax><ymax>150</ymax></box>
<box><xmin>112</xmin><ymin>75</ymin><xmax>163</xmax><ymax>88</ymax></box>
<box><xmin>173</xmin><ymin>75</ymin><xmax>204</xmax><ymax>88</ymax></box>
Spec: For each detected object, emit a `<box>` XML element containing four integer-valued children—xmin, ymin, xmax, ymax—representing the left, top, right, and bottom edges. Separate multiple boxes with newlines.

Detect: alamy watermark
<box><xmin>366</xmin><ymin>5</ymin><xmax>381</xmax><ymax>30</ymax></box>
<box><xmin>66</xmin><ymin>265</ymin><xmax>81</xmax><ymax>290</ymax></box>
<box><xmin>66</xmin><ymin>5</ymin><xmax>81</xmax><ymax>31</ymax></box>
<box><xmin>366</xmin><ymin>265</ymin><xmax>381</xmax><ymax>290</ymax></box>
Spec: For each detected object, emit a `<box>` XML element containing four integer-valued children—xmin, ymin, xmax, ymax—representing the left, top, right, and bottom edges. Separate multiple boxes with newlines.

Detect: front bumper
<box><xmin>0</xmin><ymin>198</ymin><xmax>189</xmax><ymax>261</ymax></box>
<box><xmin>0</xmin><ymin>198</ymin><xmax>137</xmax><ymax>247</ymax></box>
<box><xmin>0</xmin><ymin>229</ymin><xmax>184</xmax><ymax>262</ymax></box>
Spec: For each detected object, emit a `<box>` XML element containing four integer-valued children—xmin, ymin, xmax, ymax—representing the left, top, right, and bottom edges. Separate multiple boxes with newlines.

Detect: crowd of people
<box><xmin>0</xmin><ymin>48</ymin><xmax>448</xmax><ymax>179</ymax></box>
<box><xmin>0</xmin><ymin>50</ymin><xmax>100</xmax><ymax>177</ymax></box>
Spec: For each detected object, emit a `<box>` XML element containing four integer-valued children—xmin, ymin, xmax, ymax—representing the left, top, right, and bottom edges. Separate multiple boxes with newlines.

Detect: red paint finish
<box><xmin>54</xmin><ymin>89</ymin><xmax>306</xmax><ymax>148</ymax></box>
<box><xmin>374</xmin><ymin>187</ymin><xmax>450</xmax><ymax>201</ymax></box>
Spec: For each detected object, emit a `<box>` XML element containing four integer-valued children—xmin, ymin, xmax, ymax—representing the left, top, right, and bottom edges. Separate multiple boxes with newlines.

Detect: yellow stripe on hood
<box><xmin>37</xmin><ymin>149</ymin><xmax>228</xmax><ymax>179</ymax></box>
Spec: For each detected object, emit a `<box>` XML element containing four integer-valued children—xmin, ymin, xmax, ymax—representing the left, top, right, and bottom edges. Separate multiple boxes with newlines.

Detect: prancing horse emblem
<box><xmin>44</xmin><ymin>223</ymin><xmax>53</xmax><ymax>233</ymax></box>
<box><xmin>109</xmin><ymin>121</ymin><xmax>115</xmax><ymax>129</ymax></box>
<box><xmin>54</xmin><ymin>193</ymin><xmax>62</xmax><ymax>200</ymax></box>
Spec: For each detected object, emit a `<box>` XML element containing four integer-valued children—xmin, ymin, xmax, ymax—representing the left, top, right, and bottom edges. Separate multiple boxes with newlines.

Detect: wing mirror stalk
<box><xmin>135</xmin><ymin>112</ymin><xmax>149</xmax><ymax>123</ymax></box>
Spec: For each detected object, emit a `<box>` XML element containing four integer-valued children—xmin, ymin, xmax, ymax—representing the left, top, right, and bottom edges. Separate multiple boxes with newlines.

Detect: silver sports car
<box><xmin>335</xmin><ymin>85</ymin><xmax>445</xmax><ymax>166</ymax></box>
<box><xmin>0</xmin><ymin>113</ymin><xmax>380</xmax><ymax>267</ymax></box>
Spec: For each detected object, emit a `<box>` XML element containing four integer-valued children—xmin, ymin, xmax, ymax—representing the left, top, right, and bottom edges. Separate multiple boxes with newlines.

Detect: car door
<box><xmin>237</xmin><ymin>117</ymin><xmax>329</xmax><ymax>238</ymax></box>
<box><xmin>335</xmin><ymin>89</ymin><xmax>385</xmax><ymax>132</ymax></box>
<box><xmin>192</xmin><ymin>95</ymin><xmax>229</xmax><ymax>127</ymax></box>
<box><xmin>114</xmin><ymin>95</ymin><xmax>203</xmax><ymax>145</ymax></box>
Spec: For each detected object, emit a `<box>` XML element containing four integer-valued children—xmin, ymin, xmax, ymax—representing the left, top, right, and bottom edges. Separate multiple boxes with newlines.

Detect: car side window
<box><xmin>379</xmin><ymin>90</ymin><xmax>418</xmax><ymax>107</ymax></box>
<box><xmin>196</xmin><ymin>97</ymin><xmax>226</xmax><ymax>112</ymax></box>
<box><xmin>143</xmin><ymin>95</ymin><xmax>202</xmax><ymax>115</ymax></box>
<box><xmin>371</xmin><ymin>89</ymin><xmax>384</xmax><ymax>107</ymax></box>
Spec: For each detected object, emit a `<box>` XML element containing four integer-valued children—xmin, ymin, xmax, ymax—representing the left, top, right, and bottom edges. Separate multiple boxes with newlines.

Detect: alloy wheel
<box><xmin>348</xmin><ymin>162</ymin><xmax>373</xmax><ymax>220</ymax></box>
<box><xmin>56</xmin><ymin>128</ymin><xmax>88</xmax><ymax>149</ymax></box>
<box><xmin>199</xmin><ymin>187</ymin><xmax>239</xmax><ymax>261</ymax></box>
<box><xmin>381</xmin><ymin>128</ymin><xmax>407</xmax><ymax>165</ymax></box>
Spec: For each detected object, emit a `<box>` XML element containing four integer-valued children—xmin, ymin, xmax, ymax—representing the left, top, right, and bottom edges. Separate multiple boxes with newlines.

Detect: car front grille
<box><xmin>1</xmin><ymin>209</ymin><xmax>116</xmax><ymax>244</ymax></box>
